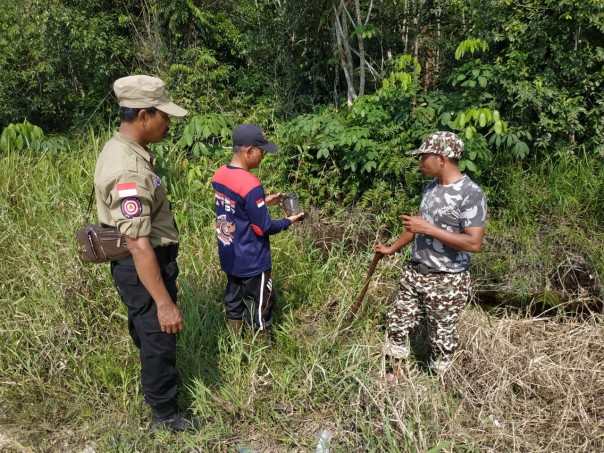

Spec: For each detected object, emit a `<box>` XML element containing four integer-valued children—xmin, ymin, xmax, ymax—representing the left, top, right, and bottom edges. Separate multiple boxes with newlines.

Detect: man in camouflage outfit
<box><xmin>374</xmin><ymin>131</ymin><xmax>486</xmax><ymax>373</ymax></box>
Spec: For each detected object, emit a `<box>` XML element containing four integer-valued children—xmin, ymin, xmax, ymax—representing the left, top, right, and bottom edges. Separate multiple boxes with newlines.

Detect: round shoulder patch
<box><xmin>121</xmin><ymin>197</ymin><xmax>143</xmax><ymax>219</ymax></box>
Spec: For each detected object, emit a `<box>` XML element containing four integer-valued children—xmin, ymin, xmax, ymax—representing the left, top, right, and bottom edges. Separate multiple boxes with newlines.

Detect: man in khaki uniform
<box><xmin>94</xmin><ymin>75</ymin><xmax>197</xmax><ymax>431</ymax></box>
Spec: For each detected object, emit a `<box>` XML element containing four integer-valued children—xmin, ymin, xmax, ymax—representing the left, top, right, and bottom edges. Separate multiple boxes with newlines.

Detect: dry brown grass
<box><xmin>293</xmin><ymin>209</ymin><xmax>604</xmax><ymax>451</ymax></box>
<box><xmin>334</xmin><ymin>309</ymin><xmax>604</xmax><ymax>452</ymax></box>
<box><xmin>443</xmin><ymin>310</ymin><xmax>604</xmax><ymax>452</ymax></box>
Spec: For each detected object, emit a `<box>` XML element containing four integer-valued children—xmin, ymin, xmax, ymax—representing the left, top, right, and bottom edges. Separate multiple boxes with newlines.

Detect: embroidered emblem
<box><xmin>256</xmin><ymin>197</ymin><xmax>265</xmax><ymax>208</ymax></box>
<box><xmin>121</xmin><ymin>197</ymin><xmax>143</xmax><ymax>219</ymax></box>
<box><xmin>216</xmin><ymin>214</ymin><xmax>236</xmax><ymax>246</ymax></box>
<box><xmin>116</xmin><ymin>181</ymin><xmax>138</xmax><ymax>198</ymax></box>
<box><xmin>154</xmin><ymin>175</ymin><xmax>161</xmax><ymax>187</ymax></box>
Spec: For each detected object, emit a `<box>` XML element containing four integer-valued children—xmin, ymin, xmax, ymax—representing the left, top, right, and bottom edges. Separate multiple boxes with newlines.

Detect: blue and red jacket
<box><xmin>212</xmin><ymin>164</ymin><xmax>291</xmax><ymax>277</ymax></box>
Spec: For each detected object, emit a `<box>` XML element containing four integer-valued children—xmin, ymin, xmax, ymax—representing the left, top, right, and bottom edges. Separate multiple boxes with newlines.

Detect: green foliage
<box><xmin>1</xmin><ymin>0</ymin><xmax>601</xmax><ymax>170</ymax></box>
<box><xmin>490</xmin><ymin>128</ymin><xmax>532</xmax><ymax>160</ymax></box>
<box><xmin>382</xmin><ymin>54</ymin><xmax>422</xmax><ymax>91</ymax></box>
<box><xmin>455</xmin><ymin>38</ymin><xmax>489</xmax><ymax>60</ymax></box>
<box><xmin>178</xmin><ymin>113</ymin><xmax>236</xmax><ymax>157</ymax></box>
<box><xmin>467</xmin><ymin>0</ymin><xmax>604</xmax><ymax>155</ymax></box>
<box><xmin>458</xmin><ymin>134</ymin><xmax>493</xmax><ymax>174</ymax></box>
<box><xmin>277</xmin><ymin>45</ymin><xmax>516</xmax><ymax>200</ymax></box>
<box><xmin>351</xmin><ymin>22</ymin><xmax>378</xmax><ymax>40</ymax></box>
<box><xmin>167</xmin><ymin>47</ymin><xmax>234</xmax><ymax>113</ymax></box>
<box><xmin>0</xmin><ymin>121</ymin><xmax>70</xmax><ymax>153</ymax></box>
<box><xmin>0</xmin><ymin>0</ymin><xmax>139</xmax><ymax>131</ymax></box>
<box><xmin>474</xmin><ymin>150</ymin><xmax>604</xmax><ymax>312</ymax></box>
<box><xmin>277</xmin><ymin>98</ymin><xmax>415</xmax><ymax>209</ymax></box>
<box><xmin>450</xmin><ymin>60</ymin><xmax>494</xmax><ymax>95</ymax></box>
<box><xmin>148</xmin><ymin>0</ymin><xmax>250</xmax><ymax>115</ymax></box>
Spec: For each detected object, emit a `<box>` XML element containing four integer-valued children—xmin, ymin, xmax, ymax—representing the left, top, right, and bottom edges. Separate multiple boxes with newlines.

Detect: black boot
<box><xmin>254</xmin><ymin>326</ymin><xmax>273</xmax><ymax>345</ymax></box>
<box><xmin>227</xmin><ymin>318</ymin><xmax>243</xmax><ymax>334</ymax></box>
<box><xmin>149</xmin><ymin>406</ymin><xmax>200</xmax><ymax>432</ymax></box>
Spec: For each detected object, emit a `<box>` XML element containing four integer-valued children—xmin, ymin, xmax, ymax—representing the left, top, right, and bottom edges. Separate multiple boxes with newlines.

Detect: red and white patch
<box><xmin>116</xmin><ymin>181</ymin><xmax>138</xmax><ymax>198</ymax></box>
<box><xmin>120</xmin><ymin>197</ymin><xmax>143</xmax><ymax>219</ymax></box>
<box><xmin>256</xmin><ymin>198</ymin><xmax>265</xmax><ymax>208</ymax></box>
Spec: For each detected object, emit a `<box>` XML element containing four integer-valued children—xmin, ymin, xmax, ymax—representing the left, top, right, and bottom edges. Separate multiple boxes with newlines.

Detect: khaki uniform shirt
<box><xmin>94</xmin><ymin>132</ymin><xmax>178</xmax><ymax>247</ymax></box>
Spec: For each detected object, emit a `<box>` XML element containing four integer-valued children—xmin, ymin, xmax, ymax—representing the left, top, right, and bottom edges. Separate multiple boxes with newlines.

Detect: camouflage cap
<box><xmin>408</xmin><ymin>131</ymin><xmax>464</xmax><ymax>159</ymax></box>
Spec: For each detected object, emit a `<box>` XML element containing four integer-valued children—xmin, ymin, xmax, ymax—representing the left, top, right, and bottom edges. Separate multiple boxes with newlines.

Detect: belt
<box><xmin>116</xmin><ymin>244</ymin><xmax>179</xmax><ymax>265</ymax></box>
<box><xmin>409</xmin><ymin>260</ymin><xmax>446</xmax><ymax>275</ymax></box>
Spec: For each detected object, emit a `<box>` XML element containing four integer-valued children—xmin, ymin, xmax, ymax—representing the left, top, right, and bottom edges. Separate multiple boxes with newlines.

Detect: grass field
<box><xmin>1</xmin><ymin>133</ymin><xmax>603</xmax><ymax>452</ymax></box>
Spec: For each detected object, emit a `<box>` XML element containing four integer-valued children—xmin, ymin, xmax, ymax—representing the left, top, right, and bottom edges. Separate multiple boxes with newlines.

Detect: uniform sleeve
<box><xmin>246</xmin><ymin>185</ymin><xmax>292</xmax><ymax>236</ymax></box>
<box><xmin>460</xmin><ymin>186</ymin><xmax>487</xmax><ymax>228</ymax></box>
<box><xmin>107</xmin><ymin>172</ymin><xmax>155</xmax><ymax>238</ymax></box>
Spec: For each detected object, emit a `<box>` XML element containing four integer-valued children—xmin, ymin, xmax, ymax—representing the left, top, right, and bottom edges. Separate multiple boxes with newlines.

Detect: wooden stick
<box><xmin>346</xmin><ymin>252</ymin><xmax>383</xmax><ymax>324</ymax></box>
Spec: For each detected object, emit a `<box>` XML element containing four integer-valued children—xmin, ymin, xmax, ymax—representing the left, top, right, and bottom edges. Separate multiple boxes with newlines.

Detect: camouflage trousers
<box><xmin>386</xmin><ymin>265</ymin><xmax>470</xmax><ymax>361</ymax></box>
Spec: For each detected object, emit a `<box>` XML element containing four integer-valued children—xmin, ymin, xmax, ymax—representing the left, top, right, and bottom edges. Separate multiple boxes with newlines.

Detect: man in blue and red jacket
<box><xmin>212</xmin><ymin>124</ymin><xmax>305</xmax><ymax>333</ymax></box>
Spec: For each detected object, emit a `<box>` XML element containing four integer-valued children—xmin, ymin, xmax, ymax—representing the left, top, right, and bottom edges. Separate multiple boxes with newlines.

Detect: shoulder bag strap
<box><xmin>85</xmin><ymin>186</ymin><xmax>95</xmax><ymax>224</ymax></box>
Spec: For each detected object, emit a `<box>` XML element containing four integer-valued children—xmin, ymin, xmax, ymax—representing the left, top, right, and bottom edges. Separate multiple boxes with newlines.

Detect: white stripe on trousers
<box><xmin>257</xmin><ymin>271</ymin><xmax>265</xmax><ymax>330</ymax></box>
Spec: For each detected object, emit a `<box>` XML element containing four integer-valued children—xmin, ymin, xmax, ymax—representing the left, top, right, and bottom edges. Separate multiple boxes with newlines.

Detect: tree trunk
<box><xmin>402</xmin><ymin>0</ymin><xmax>409</xmax><ymax>53</ymax></box>
<box><xmin>413</xmin><ymin>0</ymin><xmax>423</xmax><ymax>58</ymax></box>
<box><xmin>354</xmin><ymin>0</ymin><xmax>366</xmax><ymax>97</ymax></box>
<box><xmin>332</xmin><ymin>0</ymin><xmax>374</xmax><ymax>105</ymax></box>
<box><xmin>435</xmin><ymin>0</ymin><xmax>441</xmax><ymax>79</ymax></box>
<box><xmin>333</xmin><ymin>0</ymin><xmax>357</xmax><ymax>105</ymax></box>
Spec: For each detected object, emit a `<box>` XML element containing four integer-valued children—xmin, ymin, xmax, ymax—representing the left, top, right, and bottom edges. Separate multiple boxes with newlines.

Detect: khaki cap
<box><xmin>114</xmin><ymin>75</ymin><xmax>188</xmax><ymax>117</ymax></box>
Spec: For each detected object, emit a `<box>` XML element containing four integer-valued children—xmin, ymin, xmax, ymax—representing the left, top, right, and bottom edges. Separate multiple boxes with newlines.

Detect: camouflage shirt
<box><xmin>412</xmin><ymin>175</ymin><xmax>486</xmax><ymax>273</ymax></box>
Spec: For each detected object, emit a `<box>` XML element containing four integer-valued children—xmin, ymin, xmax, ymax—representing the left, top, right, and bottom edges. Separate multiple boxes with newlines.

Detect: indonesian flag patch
<box><xmin>116</xmin><ymin>181</ymin><xmax>138</xmax><ymax>198</ymax></box>
<box><xmin>256</xmin><ymin>198</ymin><xmax>265</xmax><ymax>208</ymax></box>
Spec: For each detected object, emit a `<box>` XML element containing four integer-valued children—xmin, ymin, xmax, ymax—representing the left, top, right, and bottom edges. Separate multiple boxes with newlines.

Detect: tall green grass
<box><xmin>1</xmin><ymin>131</ymin><xmax>603</xmax><ymax>452</ymax></box>
<box><xmin>0</xmin><ymin>131</ymin><xmax>460</xmax><ymax>452</ymax></box>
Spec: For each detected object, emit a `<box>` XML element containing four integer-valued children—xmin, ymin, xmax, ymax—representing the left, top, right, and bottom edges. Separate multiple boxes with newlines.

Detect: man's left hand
<box><xmin>401</xmin><ymin>215</ymin><xmax>432</xmax><ymax>235</ymax></box>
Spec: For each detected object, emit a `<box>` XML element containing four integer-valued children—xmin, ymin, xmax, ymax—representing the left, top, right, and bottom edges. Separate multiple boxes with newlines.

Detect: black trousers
<box><xmin>224</xmin><ymin>270</ymin><xmax>275</xmax><ymax>330</ymax></box>
<box><xmin>110</xmin><ymin>254</ymin><xmax>179</xmax><ymax>411</ymax></box>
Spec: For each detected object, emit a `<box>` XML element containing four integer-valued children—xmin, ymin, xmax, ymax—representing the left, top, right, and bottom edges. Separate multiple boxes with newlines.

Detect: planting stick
<box><xmin>346</xmin><ymin>252</ymin><xmax>383</xmax><ymax>324</ymax></box>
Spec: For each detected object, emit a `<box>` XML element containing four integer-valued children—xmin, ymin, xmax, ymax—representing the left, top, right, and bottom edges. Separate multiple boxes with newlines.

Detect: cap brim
<box><xmin>259</xmin><ymin>142</ymin><xmax>279</xmax><ymax>154</ymax></box>
<box><xmin>156</xmin><ymin>102</ymin><xmax>188</xmax><ymax>117</ymax></box>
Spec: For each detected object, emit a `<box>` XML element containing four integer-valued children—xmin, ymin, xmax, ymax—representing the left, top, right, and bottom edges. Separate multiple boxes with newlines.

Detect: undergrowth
<box><xmin>1</xmin><ymin>132</ymin><xmax>603</xmax><ymax>452</ymax></box>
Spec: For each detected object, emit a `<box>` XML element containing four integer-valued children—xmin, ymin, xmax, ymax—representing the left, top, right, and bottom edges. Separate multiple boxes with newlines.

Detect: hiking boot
<box><xmin>428</xmin><ymin>356</ymin><xmax>452</xmax><ymax>374</ymax></box>
<box><xmin>227</xmin><ymin>318</ymin><xmax>243</xmax><ymax>334</ymax></box>
<box><xmin>384</xmin><ymin>338</ymin><xmax>410</xmax><ymax>360</ymax></box>
<box><xmin>253</xmin><ymin>327</ymin><xmax>273</xmax><ymax>345</ymax></box>
<box><xmin>149</xmin><ymin>407</ymin><xmax>200</xmax><ymax>432</ymax></box>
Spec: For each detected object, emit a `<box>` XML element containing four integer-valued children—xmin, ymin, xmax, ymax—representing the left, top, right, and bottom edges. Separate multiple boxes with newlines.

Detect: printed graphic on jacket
<box><xmin>216</xmin><ymin>214</ymin><xmax>236</xmax><ymax>245</ymax></box>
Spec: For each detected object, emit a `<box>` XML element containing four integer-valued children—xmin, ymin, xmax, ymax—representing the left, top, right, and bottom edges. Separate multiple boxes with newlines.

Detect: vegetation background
<box><xmin>1</xmin><ymin>0</ymin><xmax>603</xmax><ymax>451</ymax></box>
